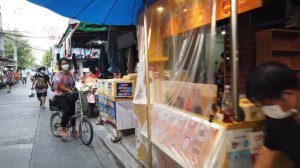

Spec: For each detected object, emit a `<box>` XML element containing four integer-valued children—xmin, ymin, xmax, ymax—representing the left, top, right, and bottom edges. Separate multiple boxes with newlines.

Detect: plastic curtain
<box><xmin>133</xmin><ymin>0</ymin><xmax>227</xmax><ymax>167</ymax></box>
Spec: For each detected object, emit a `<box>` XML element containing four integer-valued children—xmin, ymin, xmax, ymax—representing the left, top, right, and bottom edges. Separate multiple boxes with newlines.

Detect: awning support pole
<box><xmin>143</xmin><ymin>0</ymin><xmax>153</xmax><ymax>167</ymax></box>
<box><xmin>230</xmin><ymin>0</ymin><xmax>240</xmax><ymax>121</ymax></box>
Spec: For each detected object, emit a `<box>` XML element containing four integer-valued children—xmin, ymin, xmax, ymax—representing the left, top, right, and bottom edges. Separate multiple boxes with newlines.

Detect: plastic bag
<box><xmin>28</xmin><ymin>90</ymin><xmax>35</xmax><ymax>97</ymax></box>
<box><xmin>86</xmin><ymin>93</ymin><xmax>95</xmax><ymax>103</ymax></box>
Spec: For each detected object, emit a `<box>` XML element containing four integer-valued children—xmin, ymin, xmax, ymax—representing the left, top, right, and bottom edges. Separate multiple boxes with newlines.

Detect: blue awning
<box><xmin>27</xmin><ymin>0</ymin><xmax>155</xmax><ymax>25</ymax></box>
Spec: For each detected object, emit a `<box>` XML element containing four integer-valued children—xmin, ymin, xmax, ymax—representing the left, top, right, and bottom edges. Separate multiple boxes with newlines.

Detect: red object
<box><xmin>95</xmin><ymin>70</ymin><xmax>100</xmax><ymax>77</ymax></box>
<box><xmin>83</xmin><ymin>73</ymin><xmax>97</xmax><ymax>82</ymax></box>
<box><xmin>251</xmin><ymin>154</ymin><xmax>258</xmax><ymax>163</ymax></box>
<box><xmin>223</xmin><ymin>112</ymin><xmax>234</xmax><ymax>123</ymax></box>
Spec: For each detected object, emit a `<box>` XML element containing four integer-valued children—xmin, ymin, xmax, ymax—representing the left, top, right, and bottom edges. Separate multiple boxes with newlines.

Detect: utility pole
<box><xmin>0</xmin><ymin>6</ymin><xmax>5</xmax><ymax>58</ymax></box>
<box><xmin>13</xmin><ymin>29</ymin><xmax>17</xmax><ymax>69</ymax></box>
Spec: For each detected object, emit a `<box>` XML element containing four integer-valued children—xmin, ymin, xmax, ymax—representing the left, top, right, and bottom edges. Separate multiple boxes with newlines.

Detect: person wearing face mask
<box><xmin>32</xmin><ymin>66</ymin><xmax>51</xmax><ymax>109</ymax></box>
<box><xmin>53</xmin><ymin>58</ymin><xmax>79</xmax><ymax>138</ymax></box>
<box><xmin>4</xmin><ymin>69</ymin><xmax>14</xmax><ymax>93</ymax></box>
<box><xmin>246</xmin><ymin>61</ymin><xmax>300</xmax><ymax>168</ymax></box>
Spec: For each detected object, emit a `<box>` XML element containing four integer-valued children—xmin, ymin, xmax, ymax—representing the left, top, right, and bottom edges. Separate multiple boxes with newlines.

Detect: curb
<box><xmin>92</xmin><ymin>120</ymin><xmax>143</xmax><ymax>168</ymax></box>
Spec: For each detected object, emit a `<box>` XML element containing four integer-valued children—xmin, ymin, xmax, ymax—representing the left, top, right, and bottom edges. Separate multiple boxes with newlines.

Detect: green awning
<box><xmin>76</xmin><ymin>22</ymin><xmax>107</xmax><ymax>32</ymax></box>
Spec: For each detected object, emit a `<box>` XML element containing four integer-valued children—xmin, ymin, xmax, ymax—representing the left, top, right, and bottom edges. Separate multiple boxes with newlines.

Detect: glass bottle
<box><xmin>222</xmin><ymin>85</ymin><xmax>234</xmax><ymax>122</ymax></box>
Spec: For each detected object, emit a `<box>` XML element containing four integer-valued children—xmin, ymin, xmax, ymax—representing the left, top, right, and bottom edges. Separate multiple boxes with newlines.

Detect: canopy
<box><xmin>27</xmin><ymin>0</ymin><xmax>155</xmax><ymax>25</ymax></box>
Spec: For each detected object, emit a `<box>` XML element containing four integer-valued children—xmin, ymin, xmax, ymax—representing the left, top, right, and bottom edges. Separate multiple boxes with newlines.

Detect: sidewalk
<box><xmin>91</xmin><ymin>118</ymin><xmax>143</xmax><ymax>168</ymax></box>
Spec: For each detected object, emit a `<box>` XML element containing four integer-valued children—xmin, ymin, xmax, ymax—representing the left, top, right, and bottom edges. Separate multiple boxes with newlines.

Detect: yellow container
<box><xmin>105</xmin><ymin>79</ymin><xmax>136</xmax><ymax>98</ymax></box>
<box><xmin>239</xmin><ymin>98</ymin><xmax>265</xmax><ymax>121</ymax></box>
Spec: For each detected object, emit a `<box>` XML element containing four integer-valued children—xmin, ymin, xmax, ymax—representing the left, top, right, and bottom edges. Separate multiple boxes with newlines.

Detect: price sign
<box><xmin>116</xmin><ymin>83</ymin><xmax>133</xmax><ymax>97</ymax></box>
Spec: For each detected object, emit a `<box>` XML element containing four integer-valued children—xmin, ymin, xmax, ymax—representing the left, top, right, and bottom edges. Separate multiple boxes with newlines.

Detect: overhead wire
<box><xmin>3</xmin><ymin>34</ymin><xmax>49</xmax><ymax>52</ymax></box>
<box><xmin>1</xmin><ymin>31</ymin><xmax>59</xmax><ymax>39</ymax></box>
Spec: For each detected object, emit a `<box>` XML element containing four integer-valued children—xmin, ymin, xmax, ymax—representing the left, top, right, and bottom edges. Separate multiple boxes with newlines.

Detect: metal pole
<box><xmin>207</xmin><ymin>0</ymin><xmax>217</xmax><ymax>84</ymax></box>
<box><xmin>143</xmin><ymin>1</ymin><xmax>152</xmax><ymax>167</ymax></box>
<box><xmin>0</xmin><ymin>6</ymin><xmax>5</xmax><ymax>58</ymax></box>
<box><xmin>13</xmin><ymin>30</ymin><xmax>18</xmax><ymax>69</ymax></box>
<box><xmin>230</xmin><ymin>0</ymin><xmax>239</xmax><ymax>121</ymax></box>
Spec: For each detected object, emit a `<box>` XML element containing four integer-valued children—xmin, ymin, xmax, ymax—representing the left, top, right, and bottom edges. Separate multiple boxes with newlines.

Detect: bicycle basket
<box><xmin>75</xmin><ymin>94</ymin><xmax>90</xmax><ymax>115</ymax></box>
<box><xmin>49</xmin><ymin>98</ymin><xmax>60</xmax><ymax>111</ymax></box>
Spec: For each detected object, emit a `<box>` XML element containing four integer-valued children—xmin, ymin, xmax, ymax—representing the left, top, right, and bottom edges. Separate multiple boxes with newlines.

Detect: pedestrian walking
<box><xmin>31</xmin><ymin>66</ymin><xmax>51</xmax><ymax>109</ymax></box>
<box><xmin>4</xmin><ymin>69</ymin><xmax>14</xmax><ymax>93</ymax></box>
<box><xmin>21</xmin><ymin>68</ymin><xmax>28</xmax><ymax>85</ymax></box>
<box><xmin>14</xmin><ymin>70</ymin><xmax>20</xmax><ymax>86</ymax></box>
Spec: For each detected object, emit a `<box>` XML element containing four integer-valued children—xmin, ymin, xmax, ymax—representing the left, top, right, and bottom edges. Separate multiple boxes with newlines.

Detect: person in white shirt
<box><xmin>21</xmin><ymin>69</ymin><xmax>28</xmax><ymax>85</ymax></box>
<box><xmin>30</xmin><ymin>70</ymin><xmax>36</xmax><ymax>81</ymax></box>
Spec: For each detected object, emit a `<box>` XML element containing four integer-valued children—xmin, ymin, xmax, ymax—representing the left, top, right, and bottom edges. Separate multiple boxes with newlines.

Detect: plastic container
<box><xmin>222</xmin><ymin>85</ymin><xmax>234</xmax><ymax>122</ymax></box>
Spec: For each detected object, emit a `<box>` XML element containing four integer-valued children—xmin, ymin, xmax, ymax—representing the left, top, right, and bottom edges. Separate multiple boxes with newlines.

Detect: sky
<box><xmin>0</xmin><ymin>0</ymin><xmax>69</xmax><ymax>65</ymax></box>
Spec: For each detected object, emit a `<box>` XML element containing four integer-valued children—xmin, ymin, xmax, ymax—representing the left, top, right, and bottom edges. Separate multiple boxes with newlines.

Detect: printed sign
<box><xmin>227</xmin><ymin>129</ymin><xmax>252</xmax><ymax>152</ymax></box>
<box><xmin>247</xmin><ymin>131</ymin><xmax>264</xmax><ymax>163</ymax></box>
<box><xmin>227</xmin><ymin>149</ymin><xmax>253</xmax><ymax>168</ymax></box>
<box><xmin>116</xmin><ymin>83</ymin><xmax>133</xmax><ymax>97</ymax></box>
<box><xmin>247</xmin><ymin>131</ymin><xmax>264</xmax><ymax>154</ymax></box>
<box><xmin>142</xmin><ymin>103</ymin><xmax>225</xmax><ymax>168</ymax></box>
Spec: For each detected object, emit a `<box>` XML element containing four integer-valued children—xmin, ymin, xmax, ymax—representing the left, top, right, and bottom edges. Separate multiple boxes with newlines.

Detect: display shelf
<box><xmin>256</xmin><ymin>28</ymin><xmax>300</xmax><ymax>70</ymax></box>
<box><xmin>153</xmin><ymin>102</ymin><xmax>263</xmax><ymax>130</ymax></box>
<box><xmin>97</xmin><ymin>93</ymin><xmax>133</xmax><ymax>101</ymax></box>
<box><xmin>148</xmin><ymin>56</ymin><xmax>169</xmax><ymax>62</ymax></box>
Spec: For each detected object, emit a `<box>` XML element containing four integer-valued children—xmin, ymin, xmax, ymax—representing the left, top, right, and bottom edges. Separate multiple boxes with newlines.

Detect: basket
<box><xmin>49</xmin><ymin>98</ymin><xmax>60</xmax><ymax>111</ymax></box>
<box><xmin>75</xmin><ymin>93</ymin><xmax>90</xmax><ymax>115</ymax></box>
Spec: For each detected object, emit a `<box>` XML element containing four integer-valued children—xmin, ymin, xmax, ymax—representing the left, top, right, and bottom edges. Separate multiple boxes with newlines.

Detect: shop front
<box><xmin>133</xmin><ymin>0</ymin><xmax>298</xmax><ymax>167</ymax></box>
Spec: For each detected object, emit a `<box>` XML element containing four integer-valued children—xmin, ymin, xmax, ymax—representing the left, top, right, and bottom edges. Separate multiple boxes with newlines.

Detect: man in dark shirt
<box><xmin>246</xmin><ymin>61</ymin><xmax>300</xmax><ymax>168</ymax></box>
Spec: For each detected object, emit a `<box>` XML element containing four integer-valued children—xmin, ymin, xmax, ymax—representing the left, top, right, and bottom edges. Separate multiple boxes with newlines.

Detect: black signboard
<box><xmin>116</xmin><ymin>83</ymin><xmax>133</xmax><ymax>97</ymax></box>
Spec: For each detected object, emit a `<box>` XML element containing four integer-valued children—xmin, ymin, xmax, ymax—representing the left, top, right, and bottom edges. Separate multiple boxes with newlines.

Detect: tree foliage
<box><xmin>41</xmin><ymin>50</ymin><xmax>52</xmax><ymax>68</ymax></box>
<box><xmin>4</xmin><ymin>31</ymin><xmax>35</xmax><ymax>68</ymax></box>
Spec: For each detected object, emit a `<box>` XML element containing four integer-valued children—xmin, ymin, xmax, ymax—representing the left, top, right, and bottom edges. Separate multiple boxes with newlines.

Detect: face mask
<box><xmin>62</xmin><ymin>64</ymin><xmax>69</xmax><ymax>71</ymax></box>
<box><xmin>40</xmin><ymin>70</ymin><xmax>45</xmax><ymax>74</ymax></box>
<box><xmin>261</xmin><ymin>105</ymin><xmax>293</xmax><ymax>119</ymax></box>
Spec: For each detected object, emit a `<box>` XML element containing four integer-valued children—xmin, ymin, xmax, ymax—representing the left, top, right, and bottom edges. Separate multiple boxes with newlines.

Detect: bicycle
<box><xmin>49</xmin><ymin>89</ymin><xmax>93</xmax><ymax>145</ymax></box>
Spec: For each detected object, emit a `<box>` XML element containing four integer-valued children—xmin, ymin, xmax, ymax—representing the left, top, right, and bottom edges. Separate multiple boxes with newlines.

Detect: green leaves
<box><xmin>4</xmin><ymin>31</ymin><xmax>35</xmax><ymax>68</ymax></box>
<box><xmin>41</xmin><ymin>50</ymin><xmax>51</xmax><ymax>67</ymax></box>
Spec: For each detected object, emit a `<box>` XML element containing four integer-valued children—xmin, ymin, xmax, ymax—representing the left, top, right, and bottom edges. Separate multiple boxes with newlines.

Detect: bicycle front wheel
<box><xmin>79</xmin><ymin>118</ymin><xmax>93</xmax><ymax>145</ymax></box>
<box><xmin>50</xmin><ymin>112</ymin><xmax>62</xmax><ymax>137</ymax></box>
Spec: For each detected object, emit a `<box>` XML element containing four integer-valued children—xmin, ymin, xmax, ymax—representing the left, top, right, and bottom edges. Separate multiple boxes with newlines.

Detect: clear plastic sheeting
<box><xmin>134</xmin><ymin>0</ymin><xmax>222</xmax><ymax>167</ymax></box>
<box><xmin>134</xmin><ymin>0</ymin><xmax>218</xmax><ymax>113</ymax></box>
<box><xmin>133</xmin><ymin>25</ymin><xmax>147</xmax><ymax>105</ymax></box>
<box><xmin>141</xmin><ymin>104</ymin><xmax>226</xmax><ymax>168</ymax></box>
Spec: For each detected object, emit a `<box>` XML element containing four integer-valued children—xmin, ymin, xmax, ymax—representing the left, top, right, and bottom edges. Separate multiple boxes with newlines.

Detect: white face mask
<box><xmin>40</xmin><ymin>70</ymin><xmax>45</xmax><ymax>74</ymax></box>
<box><xmin>261</xmin><ymin>105</ymin><xmax>293</xmax><ymax>119</ymax></box>
<box><xmin>62</xmin><ymin>64</ymin><xmax>69</xmax><ymax>71</ymax></box>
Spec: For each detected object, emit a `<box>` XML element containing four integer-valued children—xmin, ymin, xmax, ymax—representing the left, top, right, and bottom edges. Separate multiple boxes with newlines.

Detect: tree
<box><xmin>4</xmin><ymin>31</ymin><xmax>35</xmax><ymax>68</ymax></box>
<box><xmin>41</xmin><ymin>50</ymin><xmax>52</xmax><ymax>68</ymax></box>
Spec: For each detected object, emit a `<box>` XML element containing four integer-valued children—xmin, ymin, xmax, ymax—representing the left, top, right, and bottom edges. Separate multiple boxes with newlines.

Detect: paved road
<box><xmin>0</xmin><ymin>81</ymin><xmax>118</xmax><ymax>168</ymax></box>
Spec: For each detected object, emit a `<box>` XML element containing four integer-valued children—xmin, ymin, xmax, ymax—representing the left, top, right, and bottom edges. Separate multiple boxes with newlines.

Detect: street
<box><xmin>0</xmin><ymin>81</ymin><xmax>118</xmax><ymax>168</ymax></box>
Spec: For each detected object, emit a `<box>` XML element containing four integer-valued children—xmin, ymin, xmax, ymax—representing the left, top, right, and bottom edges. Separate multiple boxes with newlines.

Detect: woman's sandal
<box><xmin>71</xmin><ymin>130</ymin><xmax>80</xmax><ymax>138</ymax></box>
<box><xmin>60</xmin><ymin>131</ymin><xmax>68</xmax><ymax>138</ymax></box>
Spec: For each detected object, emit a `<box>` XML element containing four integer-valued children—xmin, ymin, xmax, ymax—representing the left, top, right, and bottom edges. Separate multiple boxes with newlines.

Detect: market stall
<box><xmin>97</xmin><ymin>74</ymin><xmax>138</xmax><ymax>141</ymax></box>
<box><xmin>132</xmin><ymin>0</ymin><xmax>283</xmax><ymax>167</ymax></box>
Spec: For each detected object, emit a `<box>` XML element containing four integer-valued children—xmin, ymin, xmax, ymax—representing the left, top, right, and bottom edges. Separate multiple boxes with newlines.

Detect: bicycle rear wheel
<box><xmin>50</xmin><ymin>112</ymin><xmax>62</xmax><ymax>137</ymax></box>
<box><xmin>79</xmin><ymin>118</ymin><xmax>93</xmax><ymax>145</ymax></box>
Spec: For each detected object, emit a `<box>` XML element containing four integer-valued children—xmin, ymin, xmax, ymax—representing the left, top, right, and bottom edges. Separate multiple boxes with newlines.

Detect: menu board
<box><xmin>142</xmin><ymin>103</ymin><xmax>225</xmax><ymax>168</ymax></box>
<box><xmin>116</xmin><ymin>83</ymin><xmax>133</xmax><ymax>97</ymax></box>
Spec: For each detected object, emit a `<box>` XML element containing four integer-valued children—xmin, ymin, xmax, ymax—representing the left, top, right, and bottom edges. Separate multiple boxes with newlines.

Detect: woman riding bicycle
<box><xmin>53</xmin><ymin>58</ymin><xmax>79</xmax><ymax>138</ymax></box>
